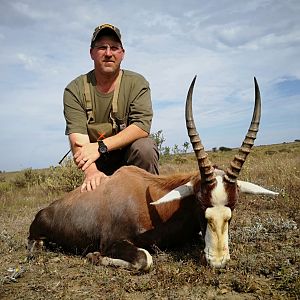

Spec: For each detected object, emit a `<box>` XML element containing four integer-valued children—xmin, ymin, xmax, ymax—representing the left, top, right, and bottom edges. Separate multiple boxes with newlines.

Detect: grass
<box><xmin>0</xmin><ymin>142</ymin><xmax>299</xmax><ymax>299</ymax></box>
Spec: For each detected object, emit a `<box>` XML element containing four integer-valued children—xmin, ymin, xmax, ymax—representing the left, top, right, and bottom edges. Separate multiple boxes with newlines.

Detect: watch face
<box><xmin>98</xmin><ymin>141</ymin><xmax>108</xmax><ymax>154</ymax></box>
<box><xmin>100</xmin><ymin>145</ymin><xmax>107</xmax><ymax>154</ymax></box>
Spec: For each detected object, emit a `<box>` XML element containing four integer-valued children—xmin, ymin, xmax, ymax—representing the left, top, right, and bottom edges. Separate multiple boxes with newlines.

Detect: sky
<box><xmin>0</xmin><ymin>0</ymin><xmax>299</xmax><ymax>172</ymax></box>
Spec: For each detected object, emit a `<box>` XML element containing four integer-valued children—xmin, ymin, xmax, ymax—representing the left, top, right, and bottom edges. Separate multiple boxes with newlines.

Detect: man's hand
<box><xmin>81</xmin><ymin>165</ymin><xmax>107</xmax><ymax>192</ymax></box>
<box><xmin>74</xmin><ymin>141</ymin><xmax>100</xmax><ymax>171</ymax></box>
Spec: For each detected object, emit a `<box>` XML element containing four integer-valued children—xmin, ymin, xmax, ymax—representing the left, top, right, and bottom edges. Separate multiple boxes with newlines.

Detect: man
<box><xmin>63</xmin><ymin>23</ymin><xmax>159</xmax><ymax>192</ymax></box>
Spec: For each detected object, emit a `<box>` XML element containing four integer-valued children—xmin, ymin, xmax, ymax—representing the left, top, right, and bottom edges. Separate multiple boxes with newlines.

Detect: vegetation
<box><xmin>150</xmin><ymin>130</ymin><xmax>190</xmax><ymax>158</ymax></box>
<box><xmin>219</xmin><ymin>146</ymin><xmax>232</xmax><ymax>152</ymax></box>
<box><xmin>0</xmin><ymin>142</ymin><xmax>299</xmax><ymax>299</ymax></box>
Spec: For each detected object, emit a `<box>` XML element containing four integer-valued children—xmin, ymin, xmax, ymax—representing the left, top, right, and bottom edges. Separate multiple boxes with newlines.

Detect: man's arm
<box><xmin>70</xmin><ymin>124</ymin><xmax>148</xmax><ymax>191</ymax></box>
<box><xmin>69</xmin><ymin>132</ymin><xmax>90</xmax><ymax>157</ymax></box>
<box><xmin>74</xmin><ymin>124</ymin><xmax>148</xmax><ymax>170</ymax></box>
<box><xmin>103</xmin><ymin>123</ymin><xmax>148</xmax><ymax>152</ymax></box>
<box><xmin>69</xmin><ymin>133</ymin><xmax>106</xmax><ymax>192</ymax></box>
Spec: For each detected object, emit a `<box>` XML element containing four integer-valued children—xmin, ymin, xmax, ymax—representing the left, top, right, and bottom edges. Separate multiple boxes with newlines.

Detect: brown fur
<box><xmin>28</xmin><ymin>166</ymin><xmax>202</xmax><ymax>261</ymax></box>
<box><xmin>224</xmin><ymin>181</ymin><xmax>238</xmax><ymax>210</ymax></box>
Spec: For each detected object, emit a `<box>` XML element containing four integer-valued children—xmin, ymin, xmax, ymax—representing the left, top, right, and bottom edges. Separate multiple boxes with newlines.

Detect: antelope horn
<box><xmin>186</xmin><ymin>76</ymin><xmax>216</xmax><ymax>185</ymax></box>
<box><xmin>225</xmin><ymin>77</ymin><xmax>261</xmax><ymax>183</ymax></box>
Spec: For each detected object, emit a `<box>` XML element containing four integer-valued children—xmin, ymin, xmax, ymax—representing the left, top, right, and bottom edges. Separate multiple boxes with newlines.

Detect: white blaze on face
<box><xmin>204</xmin><ymin>176</ymin><xmax>232</xmax><ymax>268</ymax></box>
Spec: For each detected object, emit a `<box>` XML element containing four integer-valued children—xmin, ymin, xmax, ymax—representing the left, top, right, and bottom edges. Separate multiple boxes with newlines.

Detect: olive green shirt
<box><xmin>63</xmin><ymin>69</ymin><xmax>153</xmax><ymax>136</ymax></box>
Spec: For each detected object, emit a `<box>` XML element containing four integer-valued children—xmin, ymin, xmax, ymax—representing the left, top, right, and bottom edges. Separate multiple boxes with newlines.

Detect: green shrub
<box><xmin>0</xmin><ymin>181</ymin><xmax>13</xmax><ymax>195</ymax></box>
<box><xmin>12</xmin><ymin>168</ymin><xmax>45</xmax><ymax>188</ymax></box>
<box><xmin>219</xmin><ymin>146</ymin><xmax>232</xmax><ymax>151</ymax></box>
<box><xmin>40</xmin><ymin>159</ymin><xmax>83</xmax><ymax>192</ymax></box>
<box><xmin>10</xmin><ymin>160</ymin><xmax>83</xmax><ymax>193</ymax></box>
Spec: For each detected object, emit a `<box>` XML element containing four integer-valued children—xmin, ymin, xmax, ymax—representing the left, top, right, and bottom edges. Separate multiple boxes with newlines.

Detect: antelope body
<box><xmin>28</xmin><ymin>77</ymin><xmax>278</xmax><ymax>270</ymax></box>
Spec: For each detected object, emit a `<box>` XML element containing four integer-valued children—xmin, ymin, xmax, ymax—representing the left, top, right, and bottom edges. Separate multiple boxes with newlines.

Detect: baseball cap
<box><xmin>91</xmin><ymin>23</ymin><xmax>122</xmax><ymax>47</ymax></box>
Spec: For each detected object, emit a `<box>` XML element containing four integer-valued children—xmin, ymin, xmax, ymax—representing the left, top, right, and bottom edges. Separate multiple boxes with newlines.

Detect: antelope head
<box><xmin>153</xmin><ymin>77</ymin><xmax>278</xmax><ymax>268</ymax></box>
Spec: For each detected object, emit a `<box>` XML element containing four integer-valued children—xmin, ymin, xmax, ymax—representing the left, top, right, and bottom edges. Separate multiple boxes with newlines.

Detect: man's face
<box><xmin>90</xmin><ymin>35</ymin><xmax>124</xmax><ymax>75</ymax></box>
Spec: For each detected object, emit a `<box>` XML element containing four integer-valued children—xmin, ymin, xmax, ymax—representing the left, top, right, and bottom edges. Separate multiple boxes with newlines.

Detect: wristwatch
<box><xmin>98</xmin><ymin>140</ymin><xmax>108</xmax><ymax>156</ymax></box>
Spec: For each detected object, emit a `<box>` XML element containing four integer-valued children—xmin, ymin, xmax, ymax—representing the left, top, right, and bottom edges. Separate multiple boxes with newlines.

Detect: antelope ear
<box><xmin>151</xmin><ymin>181</ymin><xmax>194</xmax><ymax>206</ymax></box>
<box><xmin>237</xmin><ymin>180</ymin><xmax>279</xmax><ymax>195</ymax></box>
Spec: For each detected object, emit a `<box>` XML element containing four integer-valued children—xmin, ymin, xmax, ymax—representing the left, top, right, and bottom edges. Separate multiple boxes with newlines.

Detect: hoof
<box><xmin>86</xmin><ymin>252</ymin><xmax>102</xmax><ymax>265</ymax></box>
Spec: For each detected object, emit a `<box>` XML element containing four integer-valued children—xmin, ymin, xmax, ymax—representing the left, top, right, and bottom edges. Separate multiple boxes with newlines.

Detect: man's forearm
<box><xmin>69</xmin><ymin>133</ymin><xmax>90</xmax><ymax>155</ymax></box>
<box><xmin>68</xmin><ymin>125</ymin><xmax>148</xmax><ymax>169</ymax></box>
<box><xmin>103</xmin><ymin>124</ymin><xmax>148</xmax><ymax>152</ymax></box>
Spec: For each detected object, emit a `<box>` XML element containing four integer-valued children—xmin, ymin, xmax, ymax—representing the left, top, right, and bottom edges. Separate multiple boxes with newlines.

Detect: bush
<box><xmin>151</xmin><ymin>130</ymin><xmax>190</xmax><ymax>157</ymax></box>
<box><xmin>41</xmin><ymin>159</ymin><xmax>83</xmax><ymax>192</ymax></box>
<box><xmin>0</xmin><ymin>181</ymin><xmax>13</xmax><ymax>195</ymax></box>
<box><xmin>10</xmin><ymin>159</ymin><xmax>83</xmax><ymax>193</ymax></box>
<box><xmin>12</xmin><ymin>168</ymin><xmax>46</xmax><ymax>188</ymax></box>
<box><xmin>219</xmin><ymin>146</ymin><xmax>232</xmax><ymax>151</ymax></box>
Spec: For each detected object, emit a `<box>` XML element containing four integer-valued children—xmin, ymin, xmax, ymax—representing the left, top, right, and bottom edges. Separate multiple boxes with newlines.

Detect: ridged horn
<box><xmin>186</xmin><ymin>76</ymin><xmax>216</xmax><ymax>185</ymax></box>
<box><xmin>225</xmin><ymin>77</ymin><xmax>261</xmax><ymax>183</ymax></box>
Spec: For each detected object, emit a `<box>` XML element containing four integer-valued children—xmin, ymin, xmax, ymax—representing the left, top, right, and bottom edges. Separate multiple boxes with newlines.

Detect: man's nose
<box><xmin>105</xmin><ymin>46</ymin><xmax>113</xmax><ymax>55</ymax></box>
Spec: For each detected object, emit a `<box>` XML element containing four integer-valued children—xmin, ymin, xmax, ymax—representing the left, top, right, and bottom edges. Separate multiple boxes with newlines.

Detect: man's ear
<box><xmin>90</xmin><ymin>48</ymin><xmax>94</xmax><ymax>60</ymax></box>
<box><xmin>121</xmin><ymin>48</ymin><xmax>125</xmax><ymax>60</ymax></box>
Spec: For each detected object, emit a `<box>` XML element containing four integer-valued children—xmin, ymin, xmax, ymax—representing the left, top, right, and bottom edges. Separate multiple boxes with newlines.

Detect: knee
<box><xmin>126</xmin><ymin>137</ymin><xmax>159</xmax><ymax>174</ymax></box>
<box><xmin>130</xmin><ymin>138</ymin><xmax>158</xmax><ymax>160</ymax></box>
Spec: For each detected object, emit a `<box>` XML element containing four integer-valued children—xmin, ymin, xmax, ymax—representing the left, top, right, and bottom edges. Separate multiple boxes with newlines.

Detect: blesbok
<box><xmin>28</xmin><ymin>77</ymin><xmax>278</xmax><ymax>271</ymax></box>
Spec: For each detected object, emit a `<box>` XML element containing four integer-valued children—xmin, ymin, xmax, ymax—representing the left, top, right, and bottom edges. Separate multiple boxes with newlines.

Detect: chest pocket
<box><xmin>83</xmin><ymin>71</ymin><xmax>127</xmax><ymax>142</ymax></box>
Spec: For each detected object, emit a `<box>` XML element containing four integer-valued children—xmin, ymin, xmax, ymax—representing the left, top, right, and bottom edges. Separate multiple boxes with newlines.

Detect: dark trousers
<box><xmin>95</xmin><ymin>137</ymin><xmax>159</xmax><ymax>175</ymax></box>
